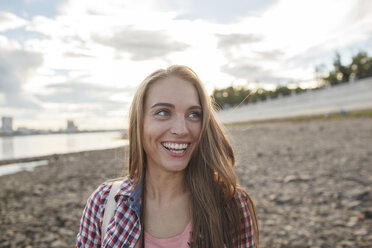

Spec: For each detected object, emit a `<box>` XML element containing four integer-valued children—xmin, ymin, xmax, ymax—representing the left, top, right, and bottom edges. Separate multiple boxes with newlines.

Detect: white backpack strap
<box><xmin>101</xmin><ymin>181</ymin><xmax>121</xmax><ymax>246</ymax></box>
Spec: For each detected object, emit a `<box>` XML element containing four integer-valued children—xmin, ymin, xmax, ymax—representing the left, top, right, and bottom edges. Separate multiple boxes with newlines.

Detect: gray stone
<box><xmin>51</xmin><ymin>240</ymin><xmax>67</xmax><ymax>248</ymax></box>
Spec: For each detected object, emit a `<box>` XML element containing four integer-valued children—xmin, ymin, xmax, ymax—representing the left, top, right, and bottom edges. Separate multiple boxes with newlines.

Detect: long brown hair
<box><xmin>128</xmin><ymin>65</ymin><xmax>259</xmax><ymax>247</ymax></box>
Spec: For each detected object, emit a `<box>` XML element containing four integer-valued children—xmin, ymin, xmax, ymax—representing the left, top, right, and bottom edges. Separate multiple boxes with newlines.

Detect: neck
<box><xmin>144</xmin><ymin>166</ymin><xmax>187</xmax><ymax>204</ymax></box>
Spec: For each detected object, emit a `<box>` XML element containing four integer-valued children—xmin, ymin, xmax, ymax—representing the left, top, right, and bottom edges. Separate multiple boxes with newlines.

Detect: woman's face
<box><xmin>143</xmin><ymin>76</ymin><xmax>202</xmax><ymax>173</ymax></box>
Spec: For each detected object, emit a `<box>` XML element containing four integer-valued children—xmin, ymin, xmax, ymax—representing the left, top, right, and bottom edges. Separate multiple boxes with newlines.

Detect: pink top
<box><xmin>133</xmin><ymin>221</ymin><xmax>192</xmax><ymax>248</ymax></box>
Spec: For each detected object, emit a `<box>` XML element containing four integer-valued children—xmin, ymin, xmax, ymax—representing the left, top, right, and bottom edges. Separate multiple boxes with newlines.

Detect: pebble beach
<box><xmin>0</xmin><ymin>118</ymin><xmax>371</xmax><ymax>248</ymax></box>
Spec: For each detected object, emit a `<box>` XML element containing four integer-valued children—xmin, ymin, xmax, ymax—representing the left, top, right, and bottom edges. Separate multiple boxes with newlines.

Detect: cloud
<box><xmin>93</xmin><ymin>28</ymin><xmax>188</xmax><ymax>61</ymax></box>
<box><xmin>216</xmin><ymin>33</ymin><xmax>262</xmax><ymax>49</ymax></box>
<box><xmin>1</xmin><ymin>0</ymin><xmax>372</xmax><ymax>129</ymax></box>
<box><xmin>345</xmin><ymin>0</ymin><xmax>372</xmax><ymax>25</ymax></box>
<box><xmin>36</xmin><ymin>81</ymin><xmax>133</xmax><ymax>114</ymax></box>
<box><xmin>222</xmin><ymin>62</ymin><xmax>266</xmax><ymax>80</ymax></box>
<box><xmin>214</xmin><ymin>33</ymin><xmax>264</xmax><ymax>62</ymax></box>
<box><xmin>0</xmin><ymin>12</ymin><xmax>27</xmax><ymax>32</ymax></box>
<box><xmin>0</xmin><ymin>47</ymin><xmax>43</xmax><ymax>109</ymax></box>
<box><xmin>215</xmin><ymin>0</ymin><xmax>372</xmax><ymax>83</ymax></box>
<box><xmin>221</xmin><ymin>60</ymin><xmax>293</xmax><ymax>84</ymax></box>
<box><xmin>254</xmin><ymin>49</ymin><xmax>284</xmax><ymax>60</ymax></box>
<box><xmin>159</xmin><ymin>0</ymin><xmax>274</xmax><ymax>23</ymax></box>
<box><xmin>63</xmin><ymin>52</ymin><xmax>93</xmax><ymax>58</ymax></box>
<box><xmin>0</xmin><ymin>92</ymin><xmax>5</xmax><ymax>104</ymax></box>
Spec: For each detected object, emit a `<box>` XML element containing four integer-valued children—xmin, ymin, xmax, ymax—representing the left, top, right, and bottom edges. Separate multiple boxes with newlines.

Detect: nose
<box><xmin>170</xmin><ymin>114</ymin><xmax>188</xmax><ymax>136</ymax></box>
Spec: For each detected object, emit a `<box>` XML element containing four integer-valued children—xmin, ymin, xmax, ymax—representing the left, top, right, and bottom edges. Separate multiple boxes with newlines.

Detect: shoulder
<box><xmin>75</xmin><ymin>177</ymin><xmax>135</xmax><ymax>247</ymax></box>
<box><xmin>234</xmin><ymin>187</ymin><xmax>256</xmax><ymax>220</ymax></box>
<box><xmin>234</xmin><ymin>188</ymin><xmax>250</xmax><ymax>209</ymax></box>
<box><xmin>117</xmin><ymin>177</ymin><xmax>135</xmax><ymax>195</ymax></box>
<box><xmin>234</xmin><ymin>188</ymin><xmax>251</xmax><ymax>220</ymax></box>
<box><xmin>86</xmin><ymin>177</ymin><xmax>133</xmax><ymax>213</ymax></box>
<box><xmin>90</xmin><ymin>182</ymin><xmax>112</xmax><ymax>202</ymax></box>
<box><xmin>234</xmin><ymin>188</ymin><xmax>257</xmax><ymax>247</ymax></box>
<box><xmin>83</xmin><ymin>182</ymin><xmax>112</xmax><ymax>218</ymax></box>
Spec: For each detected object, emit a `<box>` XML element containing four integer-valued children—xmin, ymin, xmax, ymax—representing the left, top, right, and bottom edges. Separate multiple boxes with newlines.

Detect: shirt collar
<box><xmin>115</xmin><ymin>176</ymin><xmax>143</xmax><ymax>198</ymax></box>
<box><xmin>129</xmin><ymin>176</ymin><xmax>143</xmax><ymax>203</ymax></box>
<box><xmin>114</xmin><ymin>175</ymin><xmax>143</xmax><ymax>217</ymax></box>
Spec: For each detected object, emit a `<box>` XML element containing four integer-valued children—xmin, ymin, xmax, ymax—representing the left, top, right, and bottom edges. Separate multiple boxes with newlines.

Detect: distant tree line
<box><xmin>324</xmin><ymin>51</ymin><xmax>372</xmax><ymax>85</ymax></box>
<box><xmin>211</xmin><ymin>85</ymin><xmax>306</xmax><ymax>110</ymax></box>
<box><xmin>212</xmin><ymin>51</ymin><xmax>372</xmax><ymax>110</ymax></box>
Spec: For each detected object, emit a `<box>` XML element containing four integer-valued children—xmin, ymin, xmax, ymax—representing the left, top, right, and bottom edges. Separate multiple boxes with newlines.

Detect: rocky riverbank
<box><xmin>0</xmin><ymin>118</ymin><xmax>371</xmax><ymax>247</ymax></box>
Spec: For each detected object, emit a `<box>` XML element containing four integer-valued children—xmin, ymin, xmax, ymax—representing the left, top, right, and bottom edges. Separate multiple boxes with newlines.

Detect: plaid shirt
<box><xmin>75</xmin><ymin>177</ymin><xmax>256</xmax><ymax>248</ymax></box>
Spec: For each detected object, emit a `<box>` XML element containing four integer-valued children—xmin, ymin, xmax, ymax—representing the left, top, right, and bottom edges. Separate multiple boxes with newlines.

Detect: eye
<box><xmin>155</xmin><ymin>109</ymin><xmax>170</xmax><ymax>117</ymax></box>
<box><xmin>188</xmin><ymin>111</ymin><xmax>201</xmax><ymax>119</ymax></box>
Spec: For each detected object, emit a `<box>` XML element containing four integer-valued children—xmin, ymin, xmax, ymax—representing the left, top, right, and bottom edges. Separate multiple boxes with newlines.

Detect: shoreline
<box><xmin>0</xmin><ymin>128</ymin><xmax>125</xmax><ymax>138</ymax></box>
<box><xmin>0</xmin><ymin>146</ymin><xmax>127</xmax><ymax>166</ymax></box>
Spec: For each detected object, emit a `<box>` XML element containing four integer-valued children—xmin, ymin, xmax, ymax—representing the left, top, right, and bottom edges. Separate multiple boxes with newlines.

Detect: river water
<box><xmin>0</xmin><ymin>131</ymin><xmax>128</xmax><ymax>161</ymax></box>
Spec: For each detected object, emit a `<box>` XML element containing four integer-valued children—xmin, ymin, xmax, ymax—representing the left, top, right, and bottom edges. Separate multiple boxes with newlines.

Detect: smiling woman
<box><xmin>142</xmin><ymin>76</ymin><xmax>202</xmax><ymax>174</ymax></box>
<box><xmin>75</xmin><ymin>65</ymin><xmax>259</xmax><ymax>248</ymax></box>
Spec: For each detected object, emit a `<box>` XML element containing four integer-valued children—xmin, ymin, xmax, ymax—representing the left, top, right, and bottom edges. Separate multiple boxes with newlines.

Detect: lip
<box><xmin>161</xmin><ymin>141</ymin><xmax>191</xmax><ymax>158</ymax></box>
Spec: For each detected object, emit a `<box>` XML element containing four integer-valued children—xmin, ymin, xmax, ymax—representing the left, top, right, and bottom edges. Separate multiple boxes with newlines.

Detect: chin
<box><xmin>163</xmin><ymin>161</ymin><xmax>189</xmax><ymax>172</ymax></box>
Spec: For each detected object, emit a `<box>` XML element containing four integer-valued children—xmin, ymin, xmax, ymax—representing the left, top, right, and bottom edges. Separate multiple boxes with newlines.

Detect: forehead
<box><xmin>145</xmin><ymin>76</ymin><xmax>200</xmax><ymax>108</ymax></box>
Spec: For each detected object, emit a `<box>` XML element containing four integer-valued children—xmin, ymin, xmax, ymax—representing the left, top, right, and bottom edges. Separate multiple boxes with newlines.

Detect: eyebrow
<box><xmin>151</xmin><ymin>102</ymin><xmax>202</xmax><ymax>110</ymax></box>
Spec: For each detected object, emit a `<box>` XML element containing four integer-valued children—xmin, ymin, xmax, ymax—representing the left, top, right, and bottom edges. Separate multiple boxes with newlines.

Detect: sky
<box><xmin>0</xmin><ymin>0</ymin><xmax>371</xmax><ymax>130</ymax></box>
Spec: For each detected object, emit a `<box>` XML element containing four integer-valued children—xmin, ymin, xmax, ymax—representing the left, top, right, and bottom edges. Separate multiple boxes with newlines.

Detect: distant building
<box><xmin>16</xmin><ymin>127</ymin><xmax>33</xmax><ymax>135</ymax></box>
<box><xmin>1</xmin><ymin>117</ymin><xmax>13</xmax><ymax>134</ymax></box>
<box><xmin>66</xmin><ymin>120</ymin><xmax>78</xmax><ymax>133</ymax></box>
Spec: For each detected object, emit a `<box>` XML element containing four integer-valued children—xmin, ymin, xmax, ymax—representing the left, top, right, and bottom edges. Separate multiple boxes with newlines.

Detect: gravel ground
<box><xmin>0</xmin><ymin>118</ymin><xmax>371</xmax><ymax>248</ymax></box>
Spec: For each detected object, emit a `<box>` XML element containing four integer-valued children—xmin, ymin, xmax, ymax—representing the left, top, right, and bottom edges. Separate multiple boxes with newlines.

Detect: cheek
<box><xmin>190</xmin><ymin>122</ymin><xmax>202</xmax><ymax>139</ymax></box>
<box><xmin>189</xmin><ymin>123</ymin><xmax>202</xmax><ymax>154</ymax></box>
<box><xmin>142</xmin><ymin>121</ymin><xmax>162</xmax><ymax>151</ymax></box>
<box><xmin>142</xmin><ymin>121</ymin><xmax>153</xmax><ymax>152</ymax></box>
<box><xmin>142</xmin><ymin>131</ymin><xmax>150</xmax><ymax>152</ymax></box>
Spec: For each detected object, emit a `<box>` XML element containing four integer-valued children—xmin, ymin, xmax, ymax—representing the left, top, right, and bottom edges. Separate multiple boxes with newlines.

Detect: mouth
<box><xmin>161</xmin><ymin>142</ymin><xmax>190</xmax><ymax>154</ymax></box>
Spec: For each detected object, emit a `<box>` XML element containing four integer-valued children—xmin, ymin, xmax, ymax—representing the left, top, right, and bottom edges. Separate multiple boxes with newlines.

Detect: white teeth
<box><xmin>162</xmin><ymin>142</ymin><xmax>188</xmax><ymax>150</ymax></box>
<box><xmin>170</xmin><ymin>149</ymin><xmax>184</xmax><ymax>154</ymax></box>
